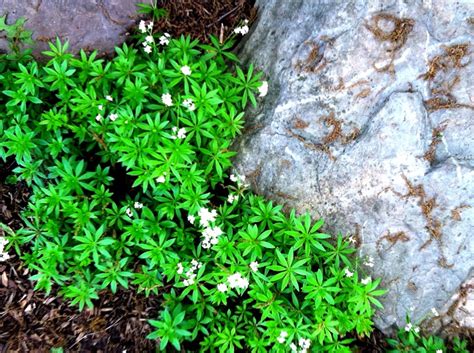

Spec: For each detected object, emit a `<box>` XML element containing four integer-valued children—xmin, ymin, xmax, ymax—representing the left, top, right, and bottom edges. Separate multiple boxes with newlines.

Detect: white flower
<box><xmin>348</xmin><ymin>236</ymin><xmax>357</xmax><ymax>244</ymax></box>
<box><xmin>181</xmin><ymin>65</ymin><xmax>192</xmax><ymax>76</ymax></box>
<box><xmin>126</xmin><ymin>207</ymin><xmax>133</xmax><ymax>217</ymax></box>
<box><xmin>299</xmin><ymin>338</ymin><xmax>311</xmax><ymax>350</ymax></box>
<box><xmin>145</xmin><ymin>35</ymin><xmax>154</xmax><ymax>43</ymax></box>
<box><xmin>106</xmin><ymin>95</ymin><xmax>113</xmax><ymax>102</ymax></box>
<box><xmin>198</xmin><ymin>207</ymin><xmax>218</xmax><ymax>227</ymax></box>
<box><xmin>177</xmin><ymin>128</ymin><xmax>186</xmax><ymax>139</ymax></box>
<box><xmin>217</xmin><ymin>283</ymin><xmax>228</xmax><ymax>293</ymax></box>
<box><xmin>234</xmin><ymin>24</ymin><xmax>249</xmax><ymax>35</ymax></box>
<box><xmin>277</xmin><ymin>336</ymin><xmax>286</xmax><ymax>344</ymax></box>
<box><xmin>431</xmin><ymin>307</ymin><xmax>439</xmax><ymax>316</ymax></box>
<box><xmin>344</xmin><ymin>268</ymin><xmax>354</xmax><ymax>278</ymax></box>
<box><xmin>156</xmin><ymin>175</ymin><xmax>166</xmax><ymax>183</ymax></box>
<box><xmin>227</xmin><ymin>272</ymin><xmax>249</xmax><ymax>289</ymax></box>
<box><xmin>98</xmin><ymin>104</ymin><xmax>103</xmax><ymax>111</ymax></box>
<box><xmin>258</xmin><ymin>81</ymin><xmax>268</xmax><ymax>97</ymax></box>
<box><xmin>139</xmin><ymin>20</ymin><xmax>147</xmax><ymax>33</ymax></box>
<box><xmin>182</xmin><ymin>98</ymin><xmax>196</xmax><ymax>111</ymax></box>
<box><xmin>162</xmin><ymin>93</ymin><xmax>173</xmax><ymax>107</ymax></box>
<box><xmin>227</xmin><ymin>194</ymin><xmax>238</xmax><ymax>203</ymax></box>
<box><xmin>289</xmin><ymin>343</ymin><xmax>298</xmax><ymax>352</ymax></box>
<box><xmin>364</xmin><ymin>255</ymin><xmax>375</xmax><ymax>268</ymax></box>
<box><xmin>191</xmin><ymin>259</ymin><xmax>202</xmax><ymax>270</ymax></box>
<box><xmin>436</xmin><ymin>350</ymin><xmax>443</xmax><ymax>353</ymax></box>
<box><xmin>0</xmin><ymin>253</ymin><xmax>10</xmax><ymax>262</ymax></box>
<box><xmin>280</xmin><ymin>331</ymin><xmax>288</xmax><ymax>338</ymax></box>
<box><xmin>177</xmin><ymin>262</ymin><xmax>184</xmax><ymax>275</ymax></box>
<box><xmin>134</xmin><ymin>201</ymin><xmax>143</xmax><ymax>209</ymax></box>
<box><xmin>201</xmin><ymin>226</ymin><xmax>223</xmax><ymax>248</ymax></box>
<box><xmin>95</xmin><ymin>114</ymin><xmax>102</xmax><ymax>122</ymax></box>
<box><xmin>143</xmin><ymin>45</ymin><xmax>152</xmax><ymax>54</ymax></box>
<box><xmin>109</xmin><ymin>113</ymin><xmax>118</xmax><ymax>121</ymax></box>
<box><xmin>187</xmin><ymin>215</ymin><xmax>195</xmax><ymax>224</ymax></box>
<box><xmin>183</xmin><ymin>278</ymin><xmax>194</xmax><ymax>286</ymax></box>
<box><xmin>404</xmin><ymin>323</ymin><xmax>412</xmax><ymax>332</ymax></box>
<box><xmin>159</xmin><ymin>33</ymin><xmax>170</xmax><ymax>45</ymax></box>
<box><xmin>147</xmin><ymin>21</ymin><xmax>153</xmax><ymax>31</ymax></box>
<box><xmin>230</xmin><ymin>174</ymin><xmax>238</xmax><ymax>182</ymax></box>
<box><xmin>413</xmin><ymin>326</ymin><xmax>420</xmax><ymax>334</ymax></box>
<box><xmin>361</xmin><ymin>276</ymin><xmax>372</xmax><ymax>285</ymax></box>
<box><xmin>250</xmin><ymin>261</ymin><xmax>259</xmax><ymax>272</ymax></box>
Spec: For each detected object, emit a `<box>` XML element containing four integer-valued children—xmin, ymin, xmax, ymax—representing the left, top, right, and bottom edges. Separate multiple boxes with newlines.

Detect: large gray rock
<box><xmin>0</xmin><ymin>0</ymin><xmax>138</xmax><ymax>55</ymax></box>
<box><xmin>234</xmin><ymin>0</ymin><xmax>474</xmax><ymax>334</ymax></box>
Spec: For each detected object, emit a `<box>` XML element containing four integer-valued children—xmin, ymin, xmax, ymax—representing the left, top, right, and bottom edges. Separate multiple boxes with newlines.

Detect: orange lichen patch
<box><xmin>349</xmin><ymin>223</ymin><xmax>362</xmax><ymax>248</ymax></box>
<box><xmin>286</xmin><ymin>129</ymin><xmax>336</xmax><ymax>160</ymax></box>
<box><xmin>292</xmin><ymin>116</ymin><xmax>309</xmax><ymax>129</ymax></box>
<box><xmin>321</xmin><ymin>112</ymin><xmax>343</xmax><ymax>144</ymax></box>
<box><xmin>451</xmin><ymin>204</ymin><xmax>471</xmax><ymax>221</ymax></box>
<box><xmin>421</xmin><ymin>44</ymin><xmax>469</xmax><ymax>81</ymax></box>
<box><xmin>421</xmin><ymin>44</ymin><xmax>473</xmax><ymax>111</ymax></box>
<box><xmin>355</xmin><ymin>87</ymin><xmax>371</xmax><ymax>99</ymax></box>
<box><xmin>332</xmin><ymin>77</ymin><xmax>345</xmax><ymax>91</ymax></box>
<box><xmin>424</xmin><ymin>124</ymin><xmax>447</xmax><ymax>163</ymax></box>
<box><xmin>399</xmin><ymin>175</ymin><xmax>443</xmax><ymax>250</ymax></box>
<box><xmin>342</xmin><ymin>127</ymin><xmax>361</xmax><ymax>145</ymax></box>
<box><xmin>294</xmin><ymin>40</ymin><xmax>327</xmax><ymax>73</ymax></box>
<box><xmin>365</xmin><ymin>13</ymin><xmax>414</xmax><ymax>50</ymax></box>
<box><xmin>347</xmin><ymin>79</ymin><xmax>370</xmax><ymax>89</ymax></box>
<box><xmin>376</xmin><ymin>230</ymin><xmax>410</xmax><ymax>255</ymax></box>
<box><xmin>365</xmin><ymin>13</ymin><xmax>414</xmax><ymax>74</ymax></box>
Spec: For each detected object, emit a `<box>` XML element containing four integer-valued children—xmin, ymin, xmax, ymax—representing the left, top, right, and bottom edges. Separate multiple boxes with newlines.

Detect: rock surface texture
<box><xmin>234</xmin><ymin>0</ymin><xmax>474</xmax><ymax>334</ymax></box>
<box><xmin>0</xmin><ymin>0</ymin><xmax>138</xmax><ymax>54</ymax></box>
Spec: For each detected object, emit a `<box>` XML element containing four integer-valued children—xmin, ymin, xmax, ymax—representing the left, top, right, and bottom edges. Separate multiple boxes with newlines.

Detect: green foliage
<box><xmin>387</xmin><ymin>319</ymin><xmax>469</xmax><ymax>353</ymax></box>
<box><xmin>0</xmin><ymin>16</ymin><xmax>387</xmax><ymax>352</ymax></box>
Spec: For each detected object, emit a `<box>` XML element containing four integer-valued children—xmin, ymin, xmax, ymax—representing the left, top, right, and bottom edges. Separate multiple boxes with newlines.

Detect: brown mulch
<box><xmin>153</xmin><ymin>0</ymin><xmax>257</xmax><ymax>44</ymax></box>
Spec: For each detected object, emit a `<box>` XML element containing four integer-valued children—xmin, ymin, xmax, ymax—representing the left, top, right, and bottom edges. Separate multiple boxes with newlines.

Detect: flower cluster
<box><xmin>138</xmin><ymin>20</ymin><xmax>153</xmax><ymax>34</ymax></box>
<box><xmin>229</xmin><ymin>173</ymin><xmax>249</xmax><ymax>188</ymax></box>
<box><xmin>258</xmin><ymin>80</ymin><xmax>268</xmax><ymax>97</ymax></box>
<box><xmin>126</xmin><ymin>201</ymin><xmax>144</xmax><ymax>217</ymax></box>
<box><xmin>344</xmin><ymin>268</ymin><xmax>354</xmax><ymax>278</ymax></box>
<box><xmin>277</xmin><ymin>331</ymin><xmax>288</xmax><ymax>344</ymax></box>
<box><xmin>196</xmin><ymin>207</ymin><xmax>223</xmax><ymax>249</ymax></box>
<box><xmin>0</xmin><ymin>237</ymin><xmax>10</xmax><ymax>262</ymax></box>
<box><xmin>364</xmin><ymin>255</ymin><xmax>375</xmax><ymax>268</ymax></box>
<box><xmin>155</xmin><ymin>172</ymin><xmax>166</xmax><ymax>183</ymax></box>
<box><xmin>179</xmin><ymin>259</ymin><xmax>202</xmax><ymax>286</ymax></box>
<box><xmin>217</xmin><ymin>282</ymin><xmax>228</xmax><ymax>293</ymax></box>
<box><xmin>159</xmin><ymin>33</ymin><xmax>171</xmax><ymax>46</ymax></box>
<box><xmin>171</xmin><ymin>126</ymin><xmax>187</xmax><ymax>140</ymax></box>
<box><xmin>198</xmin><ymin>207</ymin><xmax>217</xmax><ymax>227</ymax></box>
<box><xmin>361</xmin><ymin>276</ymin><xmax>372</xmax><ymax>285</ymax></box>
<box><xmin>404</xmin><ymin>322</ymin><xmax>420</xmax><ymax>333</ymax></box>
<box><xmin>227</xmin><ymin>272</ymin><xmax>249</xmax><ymax>289</ymax></box>
<box><xmin>249</xmin><ymin>261</ymin><xmax>259</xmax><ymax>272</ymax></box>
<box><xmin>181</xmin><ymin>65</ymin><xmax>192</xmax><ymax>76</ymax></box>
<box><xmin>289</xmin><ymin>338</ymin><xmax>311</xmax><ymax>353</ymax></box>
<box><xmin>138</xmin><ymin>20</ymin><xmax>155</xmax><ymax>53</ymax></box>
<box><xmin>234</xmin><ymin>19</ymin><xmax>249</xmax><ymax>35</ymax></box>
<box><xmin>161</xmin><ymin>93</ymin><xmax>173</xmax><ymax>107</ymax></box>
<box><xmin>227</xmin><ymin>193</ymin><xmax>238</xmax><ymax>204</ymax></box>
<box><xmin>182</xmin><ymin>98</ymin><xmax>196</xmax><ymax>111</ymax></box>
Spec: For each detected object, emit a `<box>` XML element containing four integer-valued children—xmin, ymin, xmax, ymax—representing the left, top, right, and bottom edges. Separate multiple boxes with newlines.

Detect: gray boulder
<box><xmin>0</xmin><ymin>0</ymin><xmax>138</xmax><ymax>55</ymax></box>
<box><xmin>234</xmin><ymin>0</ymin><xmax>474</xmax><ymax>334</ymax></box>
